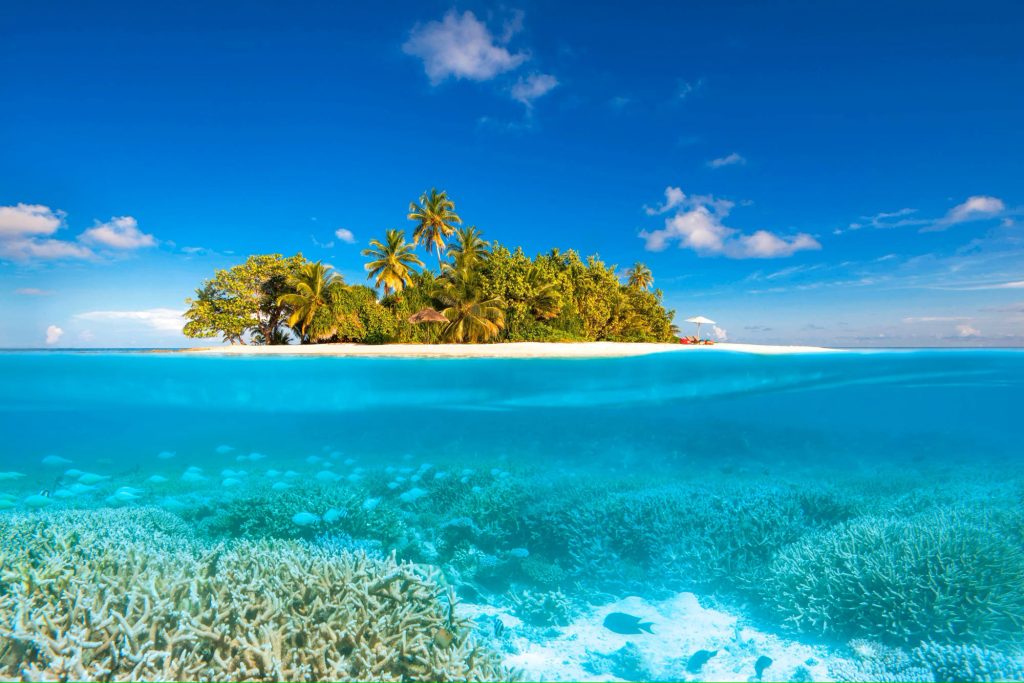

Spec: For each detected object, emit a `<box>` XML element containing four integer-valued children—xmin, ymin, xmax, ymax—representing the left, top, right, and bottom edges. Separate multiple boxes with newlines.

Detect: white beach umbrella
<box><xmin>685</xmin><ymin>316</ymin><xmax>716</xmax><ymax>339</ymax></box>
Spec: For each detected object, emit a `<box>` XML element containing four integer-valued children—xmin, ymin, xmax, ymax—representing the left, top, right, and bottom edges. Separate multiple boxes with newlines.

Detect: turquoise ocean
<box><xmin>1</xmin><ymin>349</ymin><xmax>1022</xmax><ymax>681</ymax></box>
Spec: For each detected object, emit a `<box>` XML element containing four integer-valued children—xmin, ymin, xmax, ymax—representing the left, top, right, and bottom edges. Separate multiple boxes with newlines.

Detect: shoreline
<box><xmin>178</xmin><ymin>341</ymin><xmax>837</xmax><ymax>358</ymax></box>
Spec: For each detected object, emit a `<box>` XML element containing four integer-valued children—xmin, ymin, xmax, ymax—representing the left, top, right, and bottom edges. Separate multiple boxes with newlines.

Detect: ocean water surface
<box><xmin>1</xmin><ymin>349</ymin><xmax>1022</xmax><ymax>681</ymax></box>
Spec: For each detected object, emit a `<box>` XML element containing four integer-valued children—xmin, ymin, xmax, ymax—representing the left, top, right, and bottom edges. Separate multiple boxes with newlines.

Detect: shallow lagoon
<box><xmin>1</xmin><ymin>349</ymin><xmax>1022</xmax><ymax>681</ymax></box>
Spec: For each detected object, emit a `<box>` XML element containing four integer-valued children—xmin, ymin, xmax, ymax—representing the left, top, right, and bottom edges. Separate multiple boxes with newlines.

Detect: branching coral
<box><xmin>763</xmin><ymin>509</ymin><xmax>1024</xmax><ymax>647</ymax></box>
<box><xmin>0</xmin><ymin>508</ymin><xmax>513</xmax><ymax>682</ymax></box>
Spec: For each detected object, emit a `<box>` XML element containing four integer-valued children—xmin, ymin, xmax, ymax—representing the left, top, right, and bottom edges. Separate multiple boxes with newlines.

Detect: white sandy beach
<box><xmin>181</xmin><ymin>341</ymin><xmax>836</xmax><ymax>358</ymax></box>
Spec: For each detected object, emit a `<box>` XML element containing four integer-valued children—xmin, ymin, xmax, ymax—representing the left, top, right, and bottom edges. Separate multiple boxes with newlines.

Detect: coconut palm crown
<box><xmin>362</xmin><ymin>229</ymin><xmax>424</xmax><ymax>296</ymax></box>
<box><xmin>408</xmin><ymin>188</ymin><xmax>462</xmax><ymax>271</ymax></box>
<box><xmin>276</xmin><ymin>262</ymin><xmax>345</xmax><ymax>341</ymax></box>
<box><xmin>627</xmin><ymin>262</ymin><xmax>654</xmax><ymax>290</ymax></box>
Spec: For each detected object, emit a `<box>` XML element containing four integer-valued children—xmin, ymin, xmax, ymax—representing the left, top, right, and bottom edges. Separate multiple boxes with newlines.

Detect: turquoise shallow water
<box><xmin>1</xmin><ymin>349</ymin><xmax>1023</xmax><ymax>681</ymax></box>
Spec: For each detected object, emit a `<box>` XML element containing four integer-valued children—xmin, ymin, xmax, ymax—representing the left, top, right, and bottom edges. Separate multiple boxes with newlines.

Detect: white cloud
<box><xmin>403</xmin><ymin>10</ymin><xmax>527</xmax><ymax>84</ymax></box>
<box><xmin>79</xmin><ymin>216</ymin><xmax>156</xmax><ymax>249</ymax></box>
<box><xmin>0</xmin><ymin>203</ymin><xmax>93</xmax><ymax>261</ymax></box>
<box><xmin>45</xmin><ymin>325</ymin><xmax>63</xmax><ymax>345</ymax></box>
<box><xmin>923</xmin><ymin>195</ymin><xmax>1006</xmax><ymax>232</ymax></box>
<box><xmin>15</xmin><ymin>288</ymin><xmax>53</xmax><ymax>296</ymax></box>
<box><xmin>74</xmin><ymin>308</ymin><xmax>185</xmax><ymax>333</ymax></box>
<box><xmin>0</xmin><ymin>204</ymin><xmax>65</xmax><ymax>237</ymax></box>
<box><xmin>639</xmin><ymin>189</ymin><xmax>821</xmax><ymax>259</ymax></box>
<box><xmin>0</xmin><ymin>237</ymin><xmax>93</xmax><ymax>261</ymax></box>
<box><xmin>511</xmin><ymin>73</ymin><xmax>559</xmax><ymax>106</ymax></box>
<box><xmin>334</xmin><ymin>228</ymin><xmax>356</xmax><ymax>244</ymax></box>
<box><xmin>957</xmin><ymin>324</ymin><xmax>981</xmax><ymax>337</ymax></box>
<box><xmin>903</xmin><ymin>316</ymin><xmax>970</xmax><ymax>323</ymax></box>
<box><xmin>945</xmin><ymin>195</ymin><xmax>1005</xmax><ymax>224</ymax></box>
<box><xmin>644</xmin><ymin>186</ymin><xmax>734</xmax><ymax>216</ymax></box>
<box><xmin>707</xmin><ymin>153</ymin><xmax>746</xmax><ymax>169</ymax></box>
<box><xmin>713</xmin><ymin>326</ymin><xmax>728</xmax><ymax>341</ymax></box>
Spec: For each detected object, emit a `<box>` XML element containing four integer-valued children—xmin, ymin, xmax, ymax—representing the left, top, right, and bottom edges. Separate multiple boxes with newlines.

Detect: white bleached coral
<box><xmin>0</xmin><ymin>508</ymin><xmax>513</xmax><ymax>682</ymax></box>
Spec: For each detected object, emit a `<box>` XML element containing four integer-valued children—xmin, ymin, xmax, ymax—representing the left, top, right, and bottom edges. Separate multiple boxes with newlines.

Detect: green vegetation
<box><xmin>183</xmin><ymin>189</ymin><xmax>675</xmax><ymax>344</ymax></box>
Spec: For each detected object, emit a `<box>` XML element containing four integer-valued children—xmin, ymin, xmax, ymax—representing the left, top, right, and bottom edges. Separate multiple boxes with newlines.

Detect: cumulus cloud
<box><xmin>639</xmin><ymin>188</ymin><xmax>821</xmax><ymax>258</ymax></box>
<box><xmin>79</xmin><ymin>216</ymin><xmax>156</xmax><ymax>249</ymax></box>
<box><xmin>707</xmin><ymin>152</ymin><xmax>746</xmax><ymax>169</ymax></box>
<box><xmin>74</xmin><ymin>308</ymin><xmax>185</xmax><ymax>333</ymax></box>
<box><xmin>0</xmin><ymin>204</ymin><xmax>65</xmax><ymax>237</ymax></box>
<box><xmin>0</xmin><ymin>204</ymin><xmax>157</xmax><ymax>262</ymax></box>
<box><xmin>956</xmin><ymin>324</ymin><xmax>981</xmax><ymax>337</ymax></box>
<box><xmin>403</xmin><ymin>10</ymin><xmax>527</xmax><ymax>84</ymax></box>
<box><xmin>511</xmin><ymin>73</ymin><xmax>558</xmax><ymax>106</ymax></box>
<box><xmin>713</xmin><ymin>326</ymin><xmax>728</xmax><ymax>341</ymax></box>
<box><xmin>334</xmin><ymin>228</ymin><xmax>356</xmax><ymax>244</ymax></box>
<box><xmin>45</xmin><ymin>325</ymin><xmax>63</xmax><ymax>345</ymax></box>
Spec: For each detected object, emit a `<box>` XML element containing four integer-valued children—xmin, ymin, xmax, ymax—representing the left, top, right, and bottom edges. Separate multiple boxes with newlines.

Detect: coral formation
<box><xmin>763</xmin><ymin>509</ymin><xmax>1024</xmax><ymax>646</ymax></box>
<box><xmin>0</xmin><ymin>509</ymin><xmax>512</xmax><ymax>682</ymax></box>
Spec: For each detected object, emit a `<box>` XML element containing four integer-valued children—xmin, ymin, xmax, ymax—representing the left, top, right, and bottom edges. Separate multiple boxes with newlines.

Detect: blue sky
<box><xmin>1</xmin><ymin>0</ymin><xmax>1022</xmax><ymax>347</ymax></box>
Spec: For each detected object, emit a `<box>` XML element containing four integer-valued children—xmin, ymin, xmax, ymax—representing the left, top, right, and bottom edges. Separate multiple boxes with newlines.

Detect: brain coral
<box><xmin>762</xmin><ymin>509</ymin><xmax>1024</xmax><ymax>647</ymax></box>
<box><xmin>0</xmin><ymin>508</ymin><xmax>512</xmax><ymax>682</ymax></box>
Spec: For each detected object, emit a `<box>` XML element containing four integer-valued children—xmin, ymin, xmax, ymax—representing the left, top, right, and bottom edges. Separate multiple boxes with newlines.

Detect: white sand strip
<box><xmin>180</xmin><ymin>341</ymin><xmax>836</xmax><ymax>358</ymax></box>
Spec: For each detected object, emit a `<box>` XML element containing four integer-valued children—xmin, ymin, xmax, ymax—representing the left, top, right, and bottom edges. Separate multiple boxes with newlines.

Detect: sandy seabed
<box><xmin>180</xmin><ymin>341</ymin><xmax>837</xmax><ymax>358</ymax></box>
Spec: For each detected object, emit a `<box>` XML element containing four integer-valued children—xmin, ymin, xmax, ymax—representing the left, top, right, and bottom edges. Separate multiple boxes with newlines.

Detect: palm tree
<box><xmin>435</xmin><ymin>266</ymin><xmax>505</xmax><ymax>343</ymax></box>
<box><xmin>446</xmin><ymin>225</ymin><xmax>490</xmax><ymax>270</ymax></box>
<box><xmin>524</xmin><ymin>266</ymin><xmax>560</xmax><ymax>320</ymax></box>
<box><xmin>408</xmin><ymin>188</ymin><xmax>462</xmax><ymax>271</ymax></box>
<box><xmin>627</xmin><ymin>262</ymin><xmax>654</xmax><ymax>290</ymax></box>
<box><xmin>362</xmin><ymin>229</ymin><xmax>424</xmax><ymax>296</ymax></box>
<box><xmin>277</xmin><ymin>262</ymin><xmax>345</xmax><ymax>342</ymax></box>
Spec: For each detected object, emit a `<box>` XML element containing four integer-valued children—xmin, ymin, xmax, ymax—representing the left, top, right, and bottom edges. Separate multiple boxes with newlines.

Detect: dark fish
<box><xmin>686</xmin><ymin>649</ymin><xmax>718</xmax><ymax>674</ymax></box>
<box><xmin>755</xmin><ymin>655</ymin><xmax>773</xmax><ymax>679</ymax></box>
<box><xmin>602</xmin><ymin>612</ymin><xmax>655</xmax><ymax>635</ymax></box>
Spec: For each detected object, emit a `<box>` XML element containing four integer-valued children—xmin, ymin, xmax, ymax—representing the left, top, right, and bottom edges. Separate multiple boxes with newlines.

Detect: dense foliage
<box><xmin>183</xmin><ymin>190</ymin><xmax>675</xmax><ymax>344</ymax></box>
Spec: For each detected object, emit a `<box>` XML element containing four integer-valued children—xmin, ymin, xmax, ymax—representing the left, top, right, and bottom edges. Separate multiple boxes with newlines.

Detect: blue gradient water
<box><xmin>1</xmin><ymin>349</ymin><xmax>1023</xmax><ymax>681</ymax></box>
<box><xmin>2</xmin><ymin>350</ymin><xmax>1021</xmax><ymax>475</ymax></box>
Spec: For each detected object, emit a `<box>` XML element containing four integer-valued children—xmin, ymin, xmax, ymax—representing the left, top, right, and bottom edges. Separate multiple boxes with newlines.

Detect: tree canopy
<box><xmin>183</xmin><ymin>190</ymin><xmax>675</xmax><ymax>345</ymax></box>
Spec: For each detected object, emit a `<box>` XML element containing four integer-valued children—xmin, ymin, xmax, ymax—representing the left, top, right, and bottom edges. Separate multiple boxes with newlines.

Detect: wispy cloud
<box><xmin>677</xmin><ymin>79</ymin><xmax>704</xmax><ymax>100</ymax></box>
<box><xmin>707</xmin><ymin>152</ymin><xmax>746</xmax><ymax>169</ymax></box>
<box><xmin>403</xmin><ymin>10</ymin><xmax>527</xmax><ymax>84</ymax></box>
<box><xmin>639</xmin><ymin>187</ymin><xmax>821</xmax><ymax>259</ymax></box>
<box><xmin>510</xmin><ymin>73</ymin><xmax>559</xmax><ymax>107</ymax></box>
<box><xmin>15</xmin><ymin>287</ymin><xmax>53</xmax><ymax>296</ymax></box>
<box><xmin>74</xmin><ymin>308</ymin><xmax>185</xmax><ymax>333</ymax></box>
<box><xmin>902</xmin><ymin>316</ymin><xmax>971</xmax><ymax>323</ymax></box>
<box><xmin>923</xmin><ymin>195</ymin><xmax>1006</xmax><ymax>232</ymax></box>
<box><xmin>840</xmin><ymin>196</ymin><xmax>1008</xmax><ymax>236</ymax></box>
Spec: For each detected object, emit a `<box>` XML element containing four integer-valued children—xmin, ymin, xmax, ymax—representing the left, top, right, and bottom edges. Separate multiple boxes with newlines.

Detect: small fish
<box><xmin>602</xmin><ymin>612</ymin><xmax>655</xmax><ymax>635</ymax></box>
<box><xmin>157</xmin><ymin>451</ymin><xmax>176</xmax><ymax>460</ymax></box>
<box><xmin>755</xmin><ymin>655</ymin><xmax>773</xmax><ymax>679</ymax></box>
<box><xmin>24</xmin><ymin>494</ymin><xmax>54</xmax><ymax>509</ymax></box>
<box><xmin>78</xmin><ymin>472</ymin><xmax>110</xmax><ymax>485</ymax></box>
<box><xmin>686</xmin><ymin>649</ymin><xmax>718</xmax><ymax>674</ymax></box>
<box><xmin>434</xmin><ymin>627</ymin><xmax>454</xmax><ymax>648</ymax></box>
<box><xmin>0</xmin><ymin>472</ymin><xmax>26</xmax><ymax>481</ymax></box>
<box><xmin>41</xmin><ymin>455</ymin><xmax>72</xmax><ymax>467</ymax></box>
<box><xmin>291</xmin><ymin>512</ymin><xmax>320</xmax><ymax>527</ymax></box>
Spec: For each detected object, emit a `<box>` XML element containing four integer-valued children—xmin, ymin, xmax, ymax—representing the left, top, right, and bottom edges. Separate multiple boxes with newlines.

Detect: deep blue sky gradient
<box><xmin>1</xmin><ymin>0</ymin><xmax>1022</xmax><ymax>346</ymax></box>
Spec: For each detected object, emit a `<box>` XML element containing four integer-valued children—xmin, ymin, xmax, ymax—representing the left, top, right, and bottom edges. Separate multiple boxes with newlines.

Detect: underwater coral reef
<box><xmin>0</xmin><ymin>509</ymin><xmax>512</xmax><ymax>682</ymax></box>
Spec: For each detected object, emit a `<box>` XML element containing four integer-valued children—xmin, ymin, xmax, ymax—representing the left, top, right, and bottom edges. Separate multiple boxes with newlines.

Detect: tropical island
<box><xmin>182</xmin><ymin>189</ymin><xmax>678</xmax><ymax>348</ymax></box>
